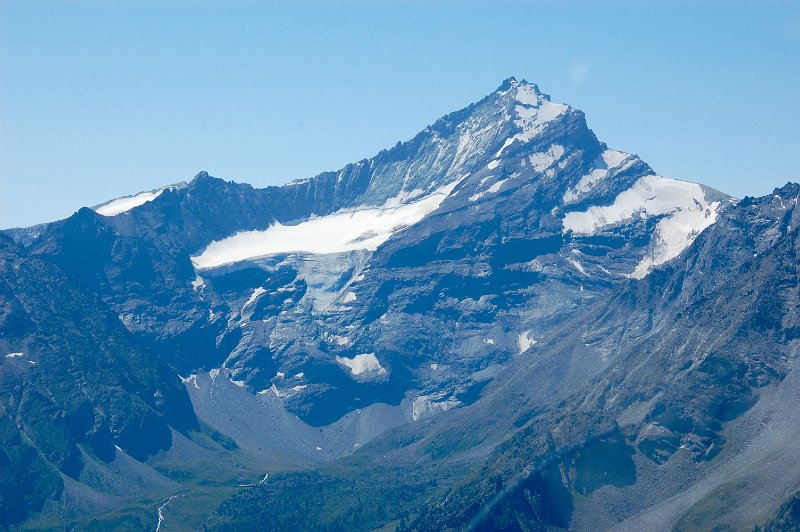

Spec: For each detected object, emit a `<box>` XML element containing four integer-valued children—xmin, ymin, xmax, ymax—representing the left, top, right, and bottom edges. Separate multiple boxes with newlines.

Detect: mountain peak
<box><xmin>773</xmin><ymin>181</ymin><xmax>800</xmax><ymax>199</ymax></box>
<box><xmin>188</xmin><ymin>171</ymin><xmax>226</xmax><ymax>189</ymax></box>
<box><xmin>497</xmin><ymin>76</ymin><xmax>519</xmax><ymax>91</ymax></box>
<box><xmin>496</xmin><ymin>77</ymin><xmax>546</xmax><ymax>101</ymax></box>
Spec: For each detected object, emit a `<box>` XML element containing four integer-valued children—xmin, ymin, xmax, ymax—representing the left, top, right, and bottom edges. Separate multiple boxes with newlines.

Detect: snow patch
<box><xmin>567</xmin><ymin>258</ymin><xmax>588</xmax><ymax>276</ymax></box>
<box><xmin>341</xmin><ymin>291</ymin><xmax>357</xmax><ymax>303</ymax></box>
<box><xmin>529</xmin><ymin>144</ymin><xmax>565</xmax><ymax>173</ymax></box>
<box><xmin>517</xmin><ymin>331</ymin><xmax>537</xmax><ymax>354</ymax></box>
<box><xmin>487</xmin><ymin>179</ymin><xmax>508</xmax><ymax>194</ymax></box>
<box><xmin>191</xmin><ymin>275</ymin><xmax>205</xmax><ymax>291</ymax></box>
<box><xmin>513</xmin><ymin>82</ymin><xmax>544</xmax><ymax>106</ymax></box>
<box><xmin>470</xmin><ymin>177</ymin><xmax>511</xmax><ymax>202</ymax></box>
<box><xmin>601</xmin><ymin>149</ymin><xmax>628</xmax><ymax>168</ymax></box>
<box><xmin>494</xmin><ymin>85</ymin><xmax>568</xmax><ymax>158</ymax></box>
<box><xmin>95</xmin><ymin>189</ymin><xmax>166</xmax><ymax>217</ymax></box>
<box><xmin>332</xmin><ymin>335</ymin><xmax>351</xmax><ymax>346</ymax></box>
<box><xmin>179</xmin><ymin>374</ymin><xmax>200</xmax><ymax>389</ymax></box>
<box><xmin>242</xmin><ymin>287</ymin><xmax>266</xmax><ymax>311</ymax></box>
<box><xmin>336</xmin><ymin>353</ymin><xmax>387</xmax><ymax>376</ymax></box>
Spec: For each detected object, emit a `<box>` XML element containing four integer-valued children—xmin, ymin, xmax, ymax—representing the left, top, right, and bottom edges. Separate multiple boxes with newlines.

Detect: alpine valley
<box><xmin>2</xmin><ymin>78</ymin><xmax>798</xmax><ymax>531</ymax></box>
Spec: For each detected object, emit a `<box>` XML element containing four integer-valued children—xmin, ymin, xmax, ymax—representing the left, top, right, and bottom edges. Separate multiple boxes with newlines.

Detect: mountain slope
<box><xmin>210</xmin><ymin>183</ymin><xmax>799</xmax><ymax>531</ymax></box>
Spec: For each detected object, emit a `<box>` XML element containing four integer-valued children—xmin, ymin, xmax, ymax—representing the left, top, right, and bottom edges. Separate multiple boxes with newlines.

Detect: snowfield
<box><xmin>94</xmin><ymin>189</ymin><xmax>165</xmax><ymax>216</ymax></box>
<box><xmin>336</xmin><ymin>353</ymin><xmax>387</xmax><ymax>376</ymax></box>
<box><xmin>191</xmin><ymin>180</ymin><xmax>461</xmax><ymax>269</ymax></box>
<box><xmin>563</xmin><ymin>175</ymin><xmax>720</xmax><ymax>278</ymax></box>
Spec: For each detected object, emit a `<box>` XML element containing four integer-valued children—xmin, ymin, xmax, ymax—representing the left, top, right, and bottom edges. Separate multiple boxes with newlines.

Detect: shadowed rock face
<box><xmin>6</xmin><ymin>78</ymin><xmax>790</xmax><ymax>530</ymax></box>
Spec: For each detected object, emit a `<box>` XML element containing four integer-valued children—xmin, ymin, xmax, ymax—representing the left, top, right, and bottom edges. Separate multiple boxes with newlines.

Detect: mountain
<box><xmin>2</xmin><ymin>78</ymin><xmax>796</xmax><ymax>530</ymax></box>
<box><xmin>26</xmin><ymin>78</ymin><xmax>724</xmax><ymax>428</ymax></box>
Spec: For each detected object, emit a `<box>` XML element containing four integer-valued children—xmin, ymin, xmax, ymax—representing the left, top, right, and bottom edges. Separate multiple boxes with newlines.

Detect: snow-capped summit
<box><xmin>340</xmin><ymin>78</ymin><xmax>575</xmax><ymax>209</ymax></box>
<box><xmin>495</xmin><ymin>76</ymin><xmax>545</xmax><ymax>99</ymax></box>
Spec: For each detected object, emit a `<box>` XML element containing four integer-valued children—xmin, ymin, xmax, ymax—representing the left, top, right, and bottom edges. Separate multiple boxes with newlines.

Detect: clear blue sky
<box><xmin>1</xmin><ymin>0</ymin><xmax>799</xmax><ymax>229</ymax></box>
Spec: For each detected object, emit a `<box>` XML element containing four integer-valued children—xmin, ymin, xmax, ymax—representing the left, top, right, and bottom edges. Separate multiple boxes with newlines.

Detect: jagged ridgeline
<box><xmin>1</xmin><ymin>79</ymin><xmax>797</xmax><ymax>530</ymax></box>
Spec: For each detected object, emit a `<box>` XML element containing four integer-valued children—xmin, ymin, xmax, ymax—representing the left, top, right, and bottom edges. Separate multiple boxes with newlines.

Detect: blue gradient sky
<box><xmin>2</xmin><ymin>0</ymin><xmax>799</xmax><ymax>228</ymax></box>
